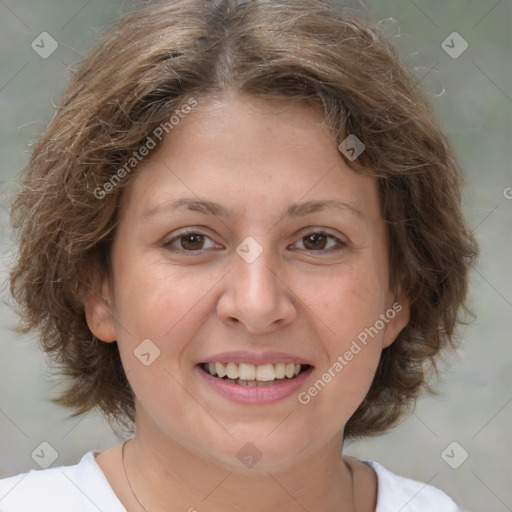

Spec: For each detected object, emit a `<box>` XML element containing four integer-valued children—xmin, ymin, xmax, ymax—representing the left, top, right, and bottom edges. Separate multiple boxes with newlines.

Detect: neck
<box><xmin>123</xmin><ymin>423</ymin><xmax>357</xmax><ymax>512</ymax></box>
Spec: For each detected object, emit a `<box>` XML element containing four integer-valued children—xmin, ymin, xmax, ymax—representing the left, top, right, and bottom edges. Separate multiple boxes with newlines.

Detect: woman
<box><xmin>1</xmin><ymin>0</ymin><xmax>476</xmax><ymax>510</ymax></box>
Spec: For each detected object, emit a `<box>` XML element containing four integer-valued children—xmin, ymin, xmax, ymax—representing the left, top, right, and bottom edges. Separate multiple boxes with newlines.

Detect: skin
<box><xmin>86</xmin><ymin>91</ymin><xmax>410</xmax><ymax>512</ymax></box>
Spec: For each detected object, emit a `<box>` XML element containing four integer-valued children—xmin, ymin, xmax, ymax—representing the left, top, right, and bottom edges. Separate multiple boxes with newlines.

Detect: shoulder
<box><xmin>0</xmin><ymin>451</ymin><xmax>126</xmax><ymax>512</ymax></box>
<box><xmin>367</xmin><ymin>460</ymin><xmax>467</xmax><ymax>512</ymax></box>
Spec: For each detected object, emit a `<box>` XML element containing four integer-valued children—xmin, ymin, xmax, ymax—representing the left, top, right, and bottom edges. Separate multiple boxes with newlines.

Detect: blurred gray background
<box><xmin>0</xmin><ymin>1</ymin><xmax>510</xmax><ymax>510</ymax></box>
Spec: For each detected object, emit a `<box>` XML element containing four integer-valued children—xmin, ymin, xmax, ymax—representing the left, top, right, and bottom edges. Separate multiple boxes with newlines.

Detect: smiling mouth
<box><xmin>199</xmin><ymin>362</ymin><xmax>312</xmax><ymax>387</ymax></box>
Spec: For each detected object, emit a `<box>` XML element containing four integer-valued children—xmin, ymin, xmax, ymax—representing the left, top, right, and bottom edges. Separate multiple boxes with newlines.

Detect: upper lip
<box><xmin>199</xmin><ymin>351</ymin><xmax>313</xmax><ymax>366</ymax></box>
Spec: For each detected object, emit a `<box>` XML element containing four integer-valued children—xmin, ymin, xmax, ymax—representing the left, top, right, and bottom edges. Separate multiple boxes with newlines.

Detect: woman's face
<box><xmin>88</xmin><ymin>92</ymin><xmax>409</xmax><ymax>472</ymax></box>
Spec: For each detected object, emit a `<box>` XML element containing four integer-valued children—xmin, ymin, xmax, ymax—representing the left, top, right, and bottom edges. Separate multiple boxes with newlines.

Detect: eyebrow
<box><xmin>140</xmin><ymin>197</ymin><xmax>364</xmax><ymax>221</ymax></box>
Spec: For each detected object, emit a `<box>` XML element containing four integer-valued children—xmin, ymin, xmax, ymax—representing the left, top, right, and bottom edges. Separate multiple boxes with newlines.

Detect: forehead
<box><xmin>119</xmin><ymin>92</ymin><xmax>381</xmax><ymax>225</ymax></box>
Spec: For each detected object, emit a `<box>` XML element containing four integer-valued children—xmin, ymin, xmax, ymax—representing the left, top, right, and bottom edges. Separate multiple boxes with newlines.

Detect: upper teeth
<box><xmin>206</xmin><ymin>362</ymin><xmax>302</xmax><ymax>381</ymax></box>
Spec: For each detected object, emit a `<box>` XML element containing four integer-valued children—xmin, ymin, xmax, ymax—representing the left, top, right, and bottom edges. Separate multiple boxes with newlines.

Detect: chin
<box><xmin>197</xmin><ymin>435</ymin><xmax>315</xmax><ymax>475</ymax></box>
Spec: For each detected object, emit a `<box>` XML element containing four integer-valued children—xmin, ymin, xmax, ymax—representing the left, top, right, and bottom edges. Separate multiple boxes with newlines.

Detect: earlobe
<box><xmin>84</xmin><ymin>285</ymin><xmax>117</xmax><ymax>343</ymax></box>
<box><xmin>382</xmin><ymin>292</ymin><xmax>410</xmax><ymax>349</ymax></box>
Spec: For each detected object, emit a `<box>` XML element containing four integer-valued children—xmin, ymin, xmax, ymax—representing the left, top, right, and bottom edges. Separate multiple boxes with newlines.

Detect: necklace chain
<box><xmin>122</xmin><ymin>439</ymin><xmax>357</xmax><ymax>512</ymax></box>
<box><xmin>122</xmin><ymin>439</ymin><xmax>149</xmax><ymax>512</ymax></box>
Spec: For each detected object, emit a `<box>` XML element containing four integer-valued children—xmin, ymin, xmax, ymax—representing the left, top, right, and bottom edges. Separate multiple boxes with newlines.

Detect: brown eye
<box><xmin>164</xmin><ymin>231</ymin><xmax>219</xmax><ymax>253</ymax></box>
<box><xmin>303</xmin><ymin>233</ymin><xmax>328</xmax><ymax>250</ymax></box>
<box><xmin>292</xmin><ymin>231</ymin><xmax>345</xmax><ymax>253</ymax></box>
<box><xmin>180</xmin><ymin>233</ymin><xmax>205</xmax><ymax>250</ymax></box>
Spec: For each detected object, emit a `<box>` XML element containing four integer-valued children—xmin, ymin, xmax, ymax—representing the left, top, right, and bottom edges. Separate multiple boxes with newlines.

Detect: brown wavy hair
<box><xmin>8</xmin><ymin>0</ymin><xmax>477</xmax><ymax>438</ymax></box>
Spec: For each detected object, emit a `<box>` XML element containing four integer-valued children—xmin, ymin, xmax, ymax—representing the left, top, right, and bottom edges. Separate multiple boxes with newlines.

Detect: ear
<box><xmin>381</xmin><ymin>289</ymin><xmax>410</xmax><ymax>349</ymax></box>
<box><xmin>84</xmin><ymin>276</ymin><xmax>117</xmax><ymax>343</ymax></box>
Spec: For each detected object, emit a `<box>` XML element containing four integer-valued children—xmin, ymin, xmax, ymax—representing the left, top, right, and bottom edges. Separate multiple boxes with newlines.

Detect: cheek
<box><xmin>306</xmin><ymin>260</ymin><xmax>389</xmax><ymax>343</ymax></box>
<box><xmin>111</xmin><ymin>255</ymin><xmax>225</xmax><ymax>377</ymax></box>
<box><xmin>110</xmin><ymin>261</ymin><xmax>212</xmax><ymax>420</ymax></box>
<box><xmin>295</xmin><ymin>260</ymin><xmax>388</xmax><ymax>400</ymax></box>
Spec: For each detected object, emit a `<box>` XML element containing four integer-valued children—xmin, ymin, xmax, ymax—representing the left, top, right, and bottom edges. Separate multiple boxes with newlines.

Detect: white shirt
<box><xmin>0</xmin><ymin>451</ymin><xmax>465</xmax><ymax>511</ymax></box>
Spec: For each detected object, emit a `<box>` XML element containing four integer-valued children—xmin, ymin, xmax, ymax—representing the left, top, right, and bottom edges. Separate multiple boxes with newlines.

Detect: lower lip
<box><xmin>195</xmin><ymin>365</ymin><xmax>314</xmax><ymax>404</ymax></box>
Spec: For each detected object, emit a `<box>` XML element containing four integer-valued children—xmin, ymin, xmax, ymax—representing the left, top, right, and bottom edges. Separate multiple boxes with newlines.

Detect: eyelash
<box><xmin>162</xmin><ymin>229</ymin><xmax>346</xmax><ymax>255</ymax></box>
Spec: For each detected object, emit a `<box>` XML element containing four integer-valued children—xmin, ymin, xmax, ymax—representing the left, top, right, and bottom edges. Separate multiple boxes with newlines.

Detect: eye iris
<box><xmin>181</xmin><ymin>234</ymin><xmax>204</xmax><ymax>250</ymax></box>
<box><xmin>304</xmin><ymin>233</ymin><xmax>327</xmax><ymax>250</ymax></box>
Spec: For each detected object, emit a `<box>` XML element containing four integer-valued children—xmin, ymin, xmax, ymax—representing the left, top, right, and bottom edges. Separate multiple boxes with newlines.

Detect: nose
<box><xmin>216</xmin><ymin>242</ymin><xmax>297</xmax><ymax>334</ymax></box>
